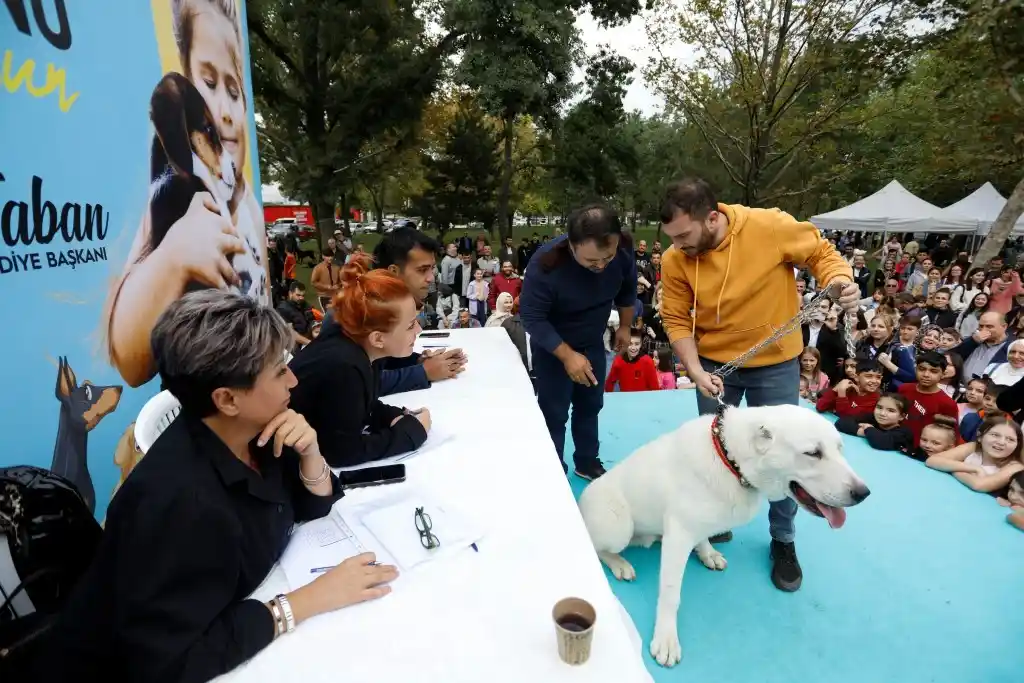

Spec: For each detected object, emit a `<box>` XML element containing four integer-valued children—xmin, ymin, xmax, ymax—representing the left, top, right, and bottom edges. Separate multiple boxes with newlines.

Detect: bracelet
<box><xmin>268</xmin><ymin>598</ymin><xmax>285</xmax><ymax>637</ymax></box>
<box><xmin>299</xmin><ymin>457</ymin><xmax>330</xmax><ymax>486</ymax></box>
<box><xmin>276</xmin><ymin>594</ymin><xmax>296</xmax><ymax>633</ymax></box>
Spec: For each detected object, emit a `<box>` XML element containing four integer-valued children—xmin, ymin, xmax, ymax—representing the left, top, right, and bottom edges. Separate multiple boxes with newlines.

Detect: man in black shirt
<box><xmin>276</xmin><ymin>281</ymin><xmax>314</xmax><ymax>345</ymax></box>
<box><xmin>635</xmin><ymin>238</ymin><xmax>652</xmax><ymax>273</ymax></box>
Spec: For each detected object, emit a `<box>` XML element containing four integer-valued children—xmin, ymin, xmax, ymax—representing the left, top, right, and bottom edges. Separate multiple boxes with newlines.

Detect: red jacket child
<box><xmin>816</xmin><ymin>359</ymin><xmax>884</xmax><ymax>418</ymax></box>
<box><xmin>605</xmin><ymin>353</ymin><xmax>659</xmax><ymax>392</ymax></box>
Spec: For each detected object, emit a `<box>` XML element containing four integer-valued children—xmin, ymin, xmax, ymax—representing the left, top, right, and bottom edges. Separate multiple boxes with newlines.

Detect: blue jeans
<box><xmin>533</xmin><ymin>343</ymin><xmax>606</xmax><ymax>469</ymax></box>
<box><xmin>695</xmin><ymin>357</ymin><xmax>800</xmax><ymax>543</ymax></box>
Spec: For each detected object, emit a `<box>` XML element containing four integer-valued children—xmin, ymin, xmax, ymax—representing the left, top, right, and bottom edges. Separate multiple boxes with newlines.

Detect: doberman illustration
<box><xmin>50</xmin><ymin>357</ymin><xmax>123</xmax><ymax>513</ymax></box>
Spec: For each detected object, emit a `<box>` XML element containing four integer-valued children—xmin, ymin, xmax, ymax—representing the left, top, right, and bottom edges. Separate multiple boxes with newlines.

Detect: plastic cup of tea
<box><xmin>552</xmin><ymin>597</ymin><xmax>596</xmax><ymax>665</ymax></box>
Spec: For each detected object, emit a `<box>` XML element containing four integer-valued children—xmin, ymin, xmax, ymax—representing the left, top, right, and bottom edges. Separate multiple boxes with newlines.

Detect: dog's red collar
<box><xmin>710</xmin><ymin>413</ymin><xmax>754</xmax><ymax>489</ymax></box>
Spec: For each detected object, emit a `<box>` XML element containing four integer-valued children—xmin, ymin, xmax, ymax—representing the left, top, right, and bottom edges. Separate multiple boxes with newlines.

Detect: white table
<box><xmin>218</xmin><ymin>328</ymin><xmax>652</xmax><ymax>683</ymax></box>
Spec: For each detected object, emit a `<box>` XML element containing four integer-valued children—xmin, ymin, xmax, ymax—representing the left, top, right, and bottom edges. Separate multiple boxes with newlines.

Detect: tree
<box><xmin>645</xmin><ymin>0</ymin><xmax>917</xmax><ymax>206</ymax></box>
<box><xmin>551</xmin><ymin>49</ymin><xmax>638</xmax><ymax>205</ymax></box>
<box><xmin>926</xmin><ymin>0</ymin><xmax>1024</xmax><ymax>265</ymax></box>
<box><xmin>447</xmin><ymin>0</ymin><xmax>644</xmax><ymax>238</ymax></box>
<box><xmin>247</xmin><ymin>0</ymin><xmax>458</xmax><ymax>242</ymax></box>
<box><xmin>415</xmin><ymin>100</ymin><xmax>502</xmax><ymax>234</ymax></box>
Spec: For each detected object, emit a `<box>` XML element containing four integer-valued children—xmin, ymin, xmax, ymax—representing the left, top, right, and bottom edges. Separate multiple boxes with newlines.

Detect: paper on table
<box><xmin>335</xmin><ymin>418</ymin><xmax>456</xmax><ymax>472</ymax></box>
<box><xmin>360</xmin><ymin>491</ymin><xmax>483</xmax><ymax>572</ymax></box>
<box><xmin>279</xmin><ymin>510</ymin><xmax>392</xmax><ymax>590</ymax></box>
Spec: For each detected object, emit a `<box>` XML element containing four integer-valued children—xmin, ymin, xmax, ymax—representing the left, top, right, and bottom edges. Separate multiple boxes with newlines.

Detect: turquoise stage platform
<box><xmin>566</xmin><ymin>391</ymin><xmax>1019</xmax><ymax>683</ymax></box>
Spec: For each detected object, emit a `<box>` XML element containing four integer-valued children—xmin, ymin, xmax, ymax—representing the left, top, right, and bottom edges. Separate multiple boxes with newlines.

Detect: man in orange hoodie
<box><xmin>659</xmin><ymin>177</ymin><xmax>860</xmax><ymax>593</ymax></box>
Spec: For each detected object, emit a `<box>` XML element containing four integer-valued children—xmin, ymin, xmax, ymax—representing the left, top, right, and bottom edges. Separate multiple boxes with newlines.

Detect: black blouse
<box><xmin>288</xmin><ymin>324</ymin><xmax>428</xmax><ymax>467</ymax></box>
<box><xmin>39</xmin><ymin>412</ymin><xmax>340</xmax><ymax>683</ymax></box>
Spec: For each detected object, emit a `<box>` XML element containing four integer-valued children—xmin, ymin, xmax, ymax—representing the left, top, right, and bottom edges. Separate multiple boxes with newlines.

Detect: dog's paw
<box><xmin>697</xmin><ymin>547</ymin><xmax>728</xmax><ymax>571</ymax></box>
<box><xmin>650</xmin><ymin>628</ymin><xmax>682</xmax><ymax>667</ymax></box>
<box><xmin>598</xmin><ymin>552</ymin><xmax>636</xmax><ymax>581</ymax></box>
<box><xmin>632</xmin><ymin>534</ymin><xmax>659</xmax><ymax>548</ymax></box>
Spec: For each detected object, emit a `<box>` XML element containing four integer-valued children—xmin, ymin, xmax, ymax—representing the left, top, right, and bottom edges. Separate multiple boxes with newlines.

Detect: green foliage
<box><xmin>551</xmin><ymin>49</ymin><xmax>638</xmax><ymax>202</ymax></box>
<box><xmin>645</xmin><ymin>0</ymin><xmax>918</xmax><ymax>206</ymax></box>
<box><xmin>414</xmin><ymin>100</ymin><xmax>502</xmax><ymax>231</ymax></box>
<box><xmin>247</xmin><ymin>0</ymin><xmax>456</xmax><ymax>239</ymax></box>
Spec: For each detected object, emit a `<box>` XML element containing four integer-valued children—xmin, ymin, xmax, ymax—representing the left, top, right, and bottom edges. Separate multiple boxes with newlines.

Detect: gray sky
<box><xmin>574</xmin><ymin>10</ymin><xmax>668</xmax><ymax>116</ymax></box>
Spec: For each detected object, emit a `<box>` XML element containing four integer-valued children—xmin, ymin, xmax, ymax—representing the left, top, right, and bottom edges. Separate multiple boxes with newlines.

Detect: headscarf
<box><xmin>485</xmin><ymin>292</ymin><xmax>515</xmax><ymax>327</ymax></box>
<box><xmin>986</xmin><ymin>339</ymin><xmax>1024</xmax><ymax>386</ymax></box>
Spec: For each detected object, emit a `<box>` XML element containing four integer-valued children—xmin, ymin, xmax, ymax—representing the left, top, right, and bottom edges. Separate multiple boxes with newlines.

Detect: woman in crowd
<box><xmin>873</xmin><ymin>257</ymin><xmax>896</xmax><ymax>294</ymax></box>
<box><xmin>956</xmin><ymin>291</ymin><xmax>990</xmax><ymax>339</ymax></box>
<box><xmin>942</xmin><ymin>263</ymin><xmax>965</xmax><ymax>299</ymax></box>
<box><xmin>911</xmin><ymin>266</ymin><xmax>943</xmax><ymax>300</ymax></box>
<box><xmin>289</xmin><ymin>255</ymin><xmax>431</xmax><ymax>467</ymax></box>
<box><xmin>926</xmin><ymin>413</ymin><xmax>1024</xmax><ymax>494</ymax></box>
<box><xmin>952</xmin><ymin>267</ymin><xmax>988</xmax><ymax>313</ymax></box>
<box><xmin>486</xmin><ymin>292</ymin><xmax>515</xmax><ymax>327</ymax></box>
<box><xmin>40</xmin><ymin>291</ymin><xmax>398</xmax><ymax>682</ymax></box>
<box><xmin>983</xmin><ymin>338</ymin><xmax>1024</xmax><ymax>387</ymax></box>
<box><xmin>940</xmin><ymin>351</ymin><xmax>964</xmax><ymax>399</ymax></box>
<box><xmin>856</xmin><ymin>314</ymin><xmax>894</xmax><ymax>361</ymax></box>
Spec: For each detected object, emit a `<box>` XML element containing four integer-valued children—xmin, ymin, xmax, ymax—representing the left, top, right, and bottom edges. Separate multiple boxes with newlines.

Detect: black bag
<box><xmin>0</xmin><ymin>466</ymin><xmax>102</xmax><ymax>674</ymax></box>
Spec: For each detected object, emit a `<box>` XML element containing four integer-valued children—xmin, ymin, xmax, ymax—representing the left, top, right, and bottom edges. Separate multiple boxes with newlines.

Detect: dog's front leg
<box><xmin>650</xmin><ymin>517</ymin><xmax>694</xmax><ymax>667</ymax></box>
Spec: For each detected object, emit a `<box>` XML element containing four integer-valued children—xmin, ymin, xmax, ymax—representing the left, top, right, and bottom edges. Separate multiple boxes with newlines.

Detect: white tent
<box><xmin>810</xmin><ymin>180</ymin><xmax>979</xmax><ymax>234</ymax></box>
<box><xmin>944</xmin><ymin>182</ymin><xmax>1024</xmax><ymax>236</ymax></box>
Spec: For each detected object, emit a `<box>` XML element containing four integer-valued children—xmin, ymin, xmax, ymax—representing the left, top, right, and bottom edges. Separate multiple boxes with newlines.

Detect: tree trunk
<box><xmin>496</xmin><ymin>112</ymin><xmax>515</xmax><ymax>242</ymax></box>
<box><xmin>373</xmin><ymin>180</ymin><xmax>386</xmax><ymax>232</ymax></box>
<box><xmin>973</xmin><ymin>175</ymin><xmax>1024</xmax><ymax>268</ymax></box>
<box><xmin>313</xmin><ymin>198</ymin><xmax>335</xmax><ymax>246</ymax></box>
<box><xmin>339</xmin><ymin>193</ymin><xmax>350</xmax><ymax>233</ymax></box>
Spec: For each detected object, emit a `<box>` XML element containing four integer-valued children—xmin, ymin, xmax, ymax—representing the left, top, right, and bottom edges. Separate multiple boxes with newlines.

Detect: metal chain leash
<box><xmin>712</xmin><ymin>282</ymin><xmax>858</xmax><ymax>382</ymax></box>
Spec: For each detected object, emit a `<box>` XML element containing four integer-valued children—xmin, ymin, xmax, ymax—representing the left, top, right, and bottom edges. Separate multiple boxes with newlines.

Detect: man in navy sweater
<box><xmin>520</xmin><ymin>204</ymin><xmax>637</xmax><ymax>480</ymax></box>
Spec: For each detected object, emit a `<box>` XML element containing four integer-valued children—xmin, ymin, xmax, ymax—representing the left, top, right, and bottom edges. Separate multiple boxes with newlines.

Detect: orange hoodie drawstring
<box><xmin>716</xmin><ymin>232</ymin><xmax>735</xmax><ymax>325</ymax></box>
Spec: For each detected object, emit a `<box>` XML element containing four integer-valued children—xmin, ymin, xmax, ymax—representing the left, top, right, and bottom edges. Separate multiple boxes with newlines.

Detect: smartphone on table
<box><xmin>340</xmin><ymin>464</ymin><xmax>407</xmax><ymax>490</ymax></box>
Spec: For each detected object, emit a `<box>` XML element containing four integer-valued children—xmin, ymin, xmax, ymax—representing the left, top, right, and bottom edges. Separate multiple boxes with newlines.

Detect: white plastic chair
<box><xmin>134</xmin><ymin>390</ymin><xmax>182</xmax><ymax>454</ymax></box>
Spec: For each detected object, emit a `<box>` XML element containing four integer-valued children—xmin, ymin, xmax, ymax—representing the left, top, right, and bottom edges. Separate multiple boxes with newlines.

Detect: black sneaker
<box><xmin>709</xmin><ymin>531</ymin><xmax>733</xmax><ymax>543</ymax></box>
<box><xmin>769</xmin><ymin>540</ymin><xmax>802</xmax><ymax>592</ymax></box>
<box><xmin>573</xmin><ymin>461</ymin><xmax>607</xmax><ymax>481</ymax></box>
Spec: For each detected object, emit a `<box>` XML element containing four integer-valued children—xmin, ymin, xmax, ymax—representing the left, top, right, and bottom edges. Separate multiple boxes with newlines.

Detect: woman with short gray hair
<box><xmin>41</xmin><ymin>290</ymin><xmax>399</xmax><ymax>682</ymax></box>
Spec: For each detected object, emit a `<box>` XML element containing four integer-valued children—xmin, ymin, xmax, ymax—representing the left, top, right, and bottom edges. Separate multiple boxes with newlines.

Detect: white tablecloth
<box><xmin>218</xmin><ymin>328</ymin><xmax>651</xmax><ymax>683</ymax></box>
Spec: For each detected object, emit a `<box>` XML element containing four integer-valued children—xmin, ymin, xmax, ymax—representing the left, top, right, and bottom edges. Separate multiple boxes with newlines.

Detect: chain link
<box><xmin>712</xmin><ymin>282</ymin><xmax>858</xmax><ymax>381</ymax></box>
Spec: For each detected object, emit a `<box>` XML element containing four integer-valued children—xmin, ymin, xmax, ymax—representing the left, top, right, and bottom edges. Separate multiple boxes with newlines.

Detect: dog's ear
<box><xmin>753</xmin><ymin>424</ymin><xmax>774</xmax><ymax>454</ymax></box>
<box><xmin>56</xmin><ymin>356</ymin><xmax>77</xmax><ymax>397</ymax></box>
<box><xmin>150</xmin><ymin>73</ymin><xmax>194</xmax><ymax>176</ymax></box>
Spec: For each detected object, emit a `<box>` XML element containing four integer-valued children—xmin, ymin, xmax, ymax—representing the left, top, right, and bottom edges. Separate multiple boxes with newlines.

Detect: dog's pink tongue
<box><xmin>816</xmin><ymin>502</ymin><xmax>846</xmax><ymax>529</ymax></box>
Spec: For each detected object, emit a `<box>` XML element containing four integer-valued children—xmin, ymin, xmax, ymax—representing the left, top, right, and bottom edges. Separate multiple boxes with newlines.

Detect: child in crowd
<box><xmin>939</xmin><ymin>352</ymin><xmax>963</xmax><ymax>399</ymax></box>
<box><xmin>816</xmin><ymin>358</ymin><xmax>883</xmax><ymax>417</ymax></box>
<box><xmin>996</xmin><ymin>470</ymin><xmax>1024</xmax><ymax>511</ymax></box>
<box><xmin>939</xmin><ymin>327</ymin><xmax>961</xmax><ymax>350</ymax></box>
<box><xmin>959</xmin><ymin>380</ymin><xmax>1004</xmax><ymax>442</ymax></box>
<box><xmin>897</xmin><ymin>351</ymin><xmax>960</xmax><ymax>447</ymax></box>
<box><xmin>835</xmin><ymin>392</ymin><xmax>913</xmax><ymax>453</ymax></box>
<box><xmin>842</xmin><ymin>358</ymin><xmax>858</xmax><ymax>381</ymax></box>
<box><xmin>959</xmin><ymin>377</ymin><xmax>987</xmax><ymax>422</ymax></box>
<box><xmin>799</xmin><ymin>375</ymin><xmax>810</xmax><ymax>400</ymax></box>
<box><xmin>656</xmin><ymin>348</ymin><xmax>676</xmax><ymax>390</ymax></box>
<box><xmin>909</xmin><ymin>416</ymin><xmax>958</xmax><ymax>462</ymax></box>
<box><xmin>856</xmin><ymin>315</ymin><xmax>893</xmax><ymax>360</ymax></box>
<box><xmin>878</xmin><ymin>315</ymin><xmax>921</xmax><ymax>388</ymax></box>
<box><xmin>798</xmin><ymin>347</ymin><xmax>830</xmax><ymax>399</ymax></box>
<box><xmin>926</xmin><ymin>413</ymin><xmax>1024</xmax><ymax>493</ymax></box>
<box><xmin>605</xmin><ymin>329</ymin><xmax>659</xmax><ymax>392</ymax></box>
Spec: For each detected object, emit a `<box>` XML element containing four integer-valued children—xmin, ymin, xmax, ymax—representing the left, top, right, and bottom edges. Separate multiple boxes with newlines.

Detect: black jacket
<box><xmin>289</xmin><ymin>324</ymin><xmax>428</xmax><ymax>467</ymax></box>
<box><xmin>835</xmin><ymin>413</ymin><xmax>914</xmax><ymax>453</ymax></box>
<box><xmin>39</xmin><ymin>413</ymin><xmax>340</xmax><ymax>683</ymax></box>
<box><xmin>924</xmin><ymin>306</ymin><xmax>957</xmax><ymax>329</ymax></box>
<box><xmin>276</xmin><ymin>299</ymin><xmax>313</xmax><ymax>337</ymax></box>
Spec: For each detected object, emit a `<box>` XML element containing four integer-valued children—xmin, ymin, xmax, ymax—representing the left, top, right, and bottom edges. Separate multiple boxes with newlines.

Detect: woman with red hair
<box><xmin>289</xmin><ymin>255</ymin><xmax>431</xmax><ymax>467</ymax></box>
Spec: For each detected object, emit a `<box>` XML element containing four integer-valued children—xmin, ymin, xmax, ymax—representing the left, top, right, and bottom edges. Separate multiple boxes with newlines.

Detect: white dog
<box><xmin>578</xmin><ymin>404</ymin><xmax>869</xmax><ymax>667</ymax></box>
